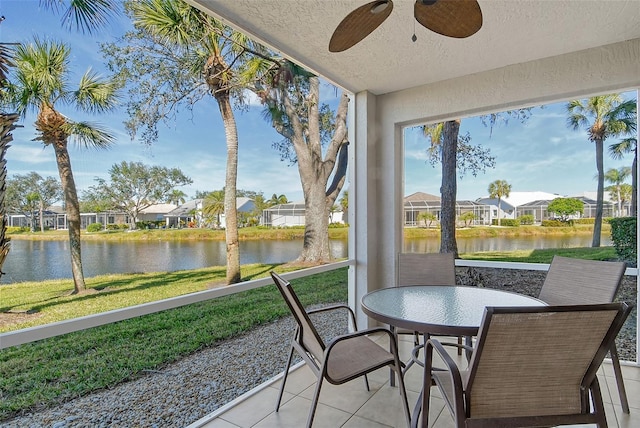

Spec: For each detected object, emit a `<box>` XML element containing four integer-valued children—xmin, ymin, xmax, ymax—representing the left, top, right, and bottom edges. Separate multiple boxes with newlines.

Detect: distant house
<box><xmin>477</xmin><ymin>191</ymin><xmax>561</xmax><ymax>224</ymax></box>
<box><xmin>514</xmin><ymin>199</ymin><xmax>556</xmax><ymax>223</ymax></box>
<box><xmin>137</xmin><ymin>203</ymin><xmax>179</xmax><ymax>224</ymax></box>
<box><xmin>404</xmin><ymin>192</ymin><xmax>491</xmax><ymax>227</ymax></box>
<box><xmin>515</xmin><ymin>196</ymin><xmax>615</xmax><ymax>222</ymax></box>
<box><xmin>164</xmin><ymin>199</ymin><xmax>203</xmax><ymax>228</ymax></box>
<box><xmin>262</xmin><ymin>202</ymin><xmax>306</xmax><ymax>227</ymax></box>
<box><xmin>164</xmin><ymin>198</ymin><xmax>256</xmax><ymax>228</ymax></box>
<box><xmin>7</xmin><ymin>206</ymin><xmax>64</xmax><ymax>230</ymax></box>
<box><xmin>219</xmin><ymin>197</ymin><xmax>256</xmax><ymax>228</ymax></box>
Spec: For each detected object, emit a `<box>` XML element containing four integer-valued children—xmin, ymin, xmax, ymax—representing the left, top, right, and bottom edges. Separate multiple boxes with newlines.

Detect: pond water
<box><xmin>2</xmin><ymin>234</ymin><xmax>610</xmax><ymax>283</ymax></box>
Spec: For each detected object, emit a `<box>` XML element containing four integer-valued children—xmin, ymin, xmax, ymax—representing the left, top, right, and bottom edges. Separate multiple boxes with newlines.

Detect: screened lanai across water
<box><xmin>262</xmin><ymin>202</ymin><xmax>306</xmax><ymax>227</ymax></box>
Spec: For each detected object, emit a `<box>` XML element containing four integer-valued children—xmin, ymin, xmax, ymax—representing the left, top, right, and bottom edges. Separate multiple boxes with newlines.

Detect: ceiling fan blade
<box><xmin>414</xmin><ymin>0</ymin><xmax>482</xmax><ymax>38</ymax></box>
<box><xmin>329</xmin><ymin>0</ymin><xmax>393</xmax><ymax>52</ymax></box>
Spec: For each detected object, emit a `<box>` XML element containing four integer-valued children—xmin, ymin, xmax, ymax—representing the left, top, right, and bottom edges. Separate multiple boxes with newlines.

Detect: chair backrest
<box><xmin>465</xmin><ymin>303</ymin><xmax>631</xmax><ymax>419</ymax></box>
<box><xmin>397</xmin><ymin>252</ymin><xmax>456</xmax><ymax>286</ymax></box>
<box><xmin>539</xmin><ymin>255</ymin><xmax>626</xmax><ymax>305</ymax></box>
<box><xmin>270</xmin><ymin>272</ymin><xmax>325</xmax><ymax>361</ymax></box>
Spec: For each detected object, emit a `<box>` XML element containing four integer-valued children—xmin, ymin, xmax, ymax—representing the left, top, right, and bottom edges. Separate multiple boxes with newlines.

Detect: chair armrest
<box><xmin>325</xmin><ymin>326</ymin><xmax>396</xmax><ymax>354</ymax></box>
<box><xmin>307</xmin><ymin>304</ymin><xmax>359</xmax><ymax>330</ymax></box>
<box><xmin>436</xmin><ymin>340</ymin><xmax>474</xmax><ymax>354</ymax></box>
<box><xmin>426</xmin><ymin>338</ymin><xmax>466</xmax><ymax>417</ymax></box>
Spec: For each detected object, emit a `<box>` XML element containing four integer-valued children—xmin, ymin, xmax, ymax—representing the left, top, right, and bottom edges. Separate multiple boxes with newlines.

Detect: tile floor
<box><xmin>192</xmin><ymin>334</ymin><xmax>640</xmax><ymax>428</ymax></box>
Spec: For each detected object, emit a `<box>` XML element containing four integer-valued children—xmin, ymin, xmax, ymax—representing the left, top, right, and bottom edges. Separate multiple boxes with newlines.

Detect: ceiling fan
<box><xmin>329</xmin><ymin>0</ymin><xmax>482</xmax><ymax>52</ymax></box>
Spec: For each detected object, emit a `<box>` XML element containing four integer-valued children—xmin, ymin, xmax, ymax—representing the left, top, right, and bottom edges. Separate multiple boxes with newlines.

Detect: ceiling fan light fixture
<box><xmin>370</xmin><ymin>1</ymin><xmax>391</xmax><ymax>15</ymax></box>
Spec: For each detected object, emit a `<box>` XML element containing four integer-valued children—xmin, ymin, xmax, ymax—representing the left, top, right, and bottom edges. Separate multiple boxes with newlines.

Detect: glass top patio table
<box><xmin>361</xmin><ymin>285</ymin><xmax>546</xmax><ymax>337</ymax></box>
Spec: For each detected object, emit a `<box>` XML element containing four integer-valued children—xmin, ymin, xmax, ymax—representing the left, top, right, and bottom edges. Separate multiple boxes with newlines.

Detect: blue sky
<box><xmin>1</xmin><ymin>1</ymin><xmax>637</xmax><ymax>204</ymax></box>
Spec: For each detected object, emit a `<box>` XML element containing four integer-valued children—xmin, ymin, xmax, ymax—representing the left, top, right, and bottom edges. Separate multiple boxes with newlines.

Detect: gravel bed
<box><xmin>2</xmin><ymin>268</ymin><xmax>637</xmax><ymax>427</ymax></box>
<box><xmin>1</xmin><ymin>306</ymin><xmax>350</xmax><ymax>428</ymax></box>
<box><xmin>457</xmin><ymin>266</ymin><xmax>638</xmax><ymax>361</ymax></box>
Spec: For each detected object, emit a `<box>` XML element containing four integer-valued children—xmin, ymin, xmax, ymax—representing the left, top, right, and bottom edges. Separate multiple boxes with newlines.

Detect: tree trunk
<box><xmin>297</xmin><ymin>183</ymin><xmax>332</xmax><ymax>262</ymax></box>
<box><xmin>216</xmin><ymin>93</ymin><xmax>241</xmax><ymax>284</ymax></box>
<box><xmin>0</xmin><ymin>113</ymin><xmax>19</xmax><ymax>280</ymax></box>
<box><xmin>632</xmin><ymin>148</ymin><xmax>637</xmax><ymax>217</ymax></box>
<box><xmin>440</xmin><ymin>120</ymin><xmax>459</xmax><ymax>257</ymax></box>
<box><xmin>497</xmin><ymin>197</ymin><xmax>502</xmax><ymax>226</ymax></box>
<box><xmin>39</xmin><ymin>199</ymin><xmax>45</xmax><ymax>232</ymax></box>
<box><xmin>52</xmin><ymin>140</ymin><xmax>86</xmax><ymax>293</ymax></box>
<box><xmin>592</xmin><ymin>138</ymin><xmax>604</xmax><ymax>247</ymax></box>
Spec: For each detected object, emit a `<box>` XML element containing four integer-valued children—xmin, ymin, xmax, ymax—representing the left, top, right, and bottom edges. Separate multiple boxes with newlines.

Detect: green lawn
<box><xmin>0</xmin><ymin>266</ymin><xmax>348</xmax><ymax>420</ymax></box>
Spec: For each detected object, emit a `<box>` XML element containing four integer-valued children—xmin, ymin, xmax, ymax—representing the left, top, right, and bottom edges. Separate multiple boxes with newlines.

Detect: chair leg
<box><xmin>590</xmin><ymin>376</ymin><xmax>608</xmax><ymax>428</ymax></box>
<box><xmin>307</xmin><ymin>377</ymin><xmax>324</xmax><ymax>428</ymax></box>
<box><xmin>390</xmin><ymin>325</ymin><xmax>397</xmax><ymax>387</ymax></box>
<box><xmin>609</xmin><ymin>344</ymin><xmax>630</xmax><ymax>414</ymax></box>
<box><xmin>276</xmin><ymin>344</ymin><xmax>295</xmax><ymax>412</ymax></box>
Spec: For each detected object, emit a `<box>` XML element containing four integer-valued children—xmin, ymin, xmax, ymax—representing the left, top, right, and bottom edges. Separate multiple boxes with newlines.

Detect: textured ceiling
<box><xmin>188</xmin><ymin>0</ymin><xmax>640</xmax><ymax>95</ymax></box>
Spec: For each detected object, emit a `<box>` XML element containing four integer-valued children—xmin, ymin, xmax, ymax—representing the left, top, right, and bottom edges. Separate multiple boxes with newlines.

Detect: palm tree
<box><xmin>0</xmin><ymin>17</ymin><xmax>19</xmax><ymax>278</ymax></box>
<box><xmin>3</xmin><ymin>38</ymin><xmax>118</xmax><ymax>293</ymax></box>
<box><xmin>339</xmin><ymin>190</ymin><xmax>348</xmax><ymax>221</ymax></box>
<box><xmin>203</xmin><ymin>190</ymin><xmax>225</xmax><ymax>228</ymax></box>
<box><xmin>488</xmin><ymin>179</ymin><xmax>512</xmax><ymax>226</ymax></box>
<box><xmin>267</xmin><ymin>193</ymin><xmax>289</xmax><ymax>207</ymax></box>
<box><xmin>113</xmin><ymin>0</ymin><xmax>264</xmax><ymax>284</ymax></box>
<box><xmin>167</xmin><ymin>189</ymin><xmax>187</xmax><ymax>206</ymax></box>
<box><xmin>604</xmin><ymin>167</ymin><xmax>631</xmax><ymax>217</ymax></box>
<box><xmin>566</xmin><ymin>95</ymin><xmax>636</xmax><ymax>247</ymax></box>
<box><xmin>610</xmin><ymin>136</ymin><xmax>638</xmax><ymax>216</ymax></box>
<box><xmin>423</xmin><ymin>121</ymin><xmax>459</xmax><ymax>255</ymax></box>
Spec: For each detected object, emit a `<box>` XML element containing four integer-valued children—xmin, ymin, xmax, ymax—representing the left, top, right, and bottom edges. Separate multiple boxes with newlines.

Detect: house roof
<box><xmin>139</xmin><ymin>203</ymin><xmax>178</xmax><ymax>214</ymax></box>
<box><xmin>499</xmin><ymin>191</ymin><xmax>563</xmax><ymax>207</ymax></box>
<box><xmin>187</xmin><ymin>1</ymin><xmax>640</xmax><ymax>96</ymax></box>
<box><xmin>265</xmin><ymin>202</ymin><xmax>306</xmax><ymax>212</ymax></box>
<box><xmin>404</xmin><ymin>192</ymin><xmax>440</xmax><ymax>203</ymax></box>
<box><xmin>236</xmin><ymin>197</ymin><xmax>255</xmax><ymax>212</ymax></box>
<box><xmin>165</xmin><ymin>199</ymin><xmax>203</xmax><ymax>217</ymax></box>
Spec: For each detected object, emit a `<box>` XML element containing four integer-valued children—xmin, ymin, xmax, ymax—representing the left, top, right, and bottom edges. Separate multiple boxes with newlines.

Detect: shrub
<box><xmin>609</xmin><ymin>217</ymin><xmax>636</xmax><ymax>264</ymax></box>
<box><xmin>541</xmin><ymin>219</ymin><xmax>573</xmax><ymax>227</ymax></box>
<box><xmin>491</xmin><ymin>218</ymin><xmax>519</xmax><ymax>226</ymax></box>
<box><xmin>6</xmin><ymin>226</ymin><xmax>29</xmax><ymax>234</ymax></box>
<box><xmin>574</xmin><ymin>218</ymin><xmax>595</xmax><ymax>224</ymax></box>
<box><xmin>106</xmin><ymin>224</ymin><xmax>129</xmax><ymax>231</ymax></box>
<box><xmin>86</xmin><ymin>223</ymin><xmax>103</xmax><ymax>232</ymax></box>
<box><xmin>518</xmin><ymin>215</ymin><xmax>534</xmax><ymax>225</ymax></box>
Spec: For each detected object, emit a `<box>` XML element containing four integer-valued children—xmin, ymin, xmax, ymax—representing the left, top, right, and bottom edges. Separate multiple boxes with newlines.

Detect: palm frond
<box><xmin>41</xmin><ymin>0</ymin><xmax>120</xmax><ymax>34</ymax></box>
<box><xmin>0</xmin><ymin>43</ymin><xmax>16</xmax><ymax>86</ymax></box>
<box><xmin>65</xmin><ymin>121</ymin><xmax>115</xmax><ymax>149</ymax></box>
<box><xmin>75</xmin><ymin>68</ymin><xmax>120</xmax><ymax>113</ymax></box>
<box><xmin>609</xmin><ymin>137</ymin><xmax>637</xmax><ymax>160</ymax></box>
<box><xmin>15</xmin><ymin>38</ymin><xmax>70</xmax><ymax>98</ymax></box>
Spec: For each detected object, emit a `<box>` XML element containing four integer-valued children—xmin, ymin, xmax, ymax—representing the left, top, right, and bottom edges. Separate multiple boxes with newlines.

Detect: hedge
<box><xmin>609</xmin><ymin>217</ymin><xmax>636</xmax><ymax>264</ymax></box>
<box><xmin>491</xmin><ymin>219</ymin><xmax>519</xmax><ymax>226</ymax></box>
<box><xmin>541</xmin><ymin>219</ymin><xmax>573</xmax><ymax>227</ymax></box>
<box><xmin>518</xmin><ymin>215</ymin><xmax>534</xmax><ymax>225</ymax></box>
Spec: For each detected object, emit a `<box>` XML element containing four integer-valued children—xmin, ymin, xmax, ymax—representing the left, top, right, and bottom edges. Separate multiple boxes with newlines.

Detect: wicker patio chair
<box><xmin>539</xmin><ymin>256</ymin><xmax>630</xmax><ymax>413</ymax></box>
<box><xmin>270</xmin><ymin>271</ymin><xmax>410</xmax><ymax>428</ymax></box>
<box><xmin>423</xmin><ymin>303</ymin><xmax>632</xmax><ymax>428</ymax></box>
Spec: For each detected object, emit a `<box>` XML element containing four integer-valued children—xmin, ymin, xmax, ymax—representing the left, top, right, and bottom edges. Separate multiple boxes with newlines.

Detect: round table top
<box><xmin>361</xmin><ymin>285</ymin><xmax>546</xmax><ymax>336</ymax></box>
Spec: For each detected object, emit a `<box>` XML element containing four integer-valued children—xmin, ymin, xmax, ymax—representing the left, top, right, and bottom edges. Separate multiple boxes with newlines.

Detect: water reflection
<box><xmin>3</xmin><ymin>234</ymin><xmax>609</xmax><ymax>283</ymax></box>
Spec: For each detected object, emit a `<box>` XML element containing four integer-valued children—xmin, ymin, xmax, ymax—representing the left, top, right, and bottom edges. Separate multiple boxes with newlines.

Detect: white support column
<box><xmin>349</xmin><ymin>90</ymin><xmax>405</xmax><ymax>329</ymax></box>
<box><xmin>636</xmin><ymin>89</ymin><xmax>640</xmax><ymax>365</ymax></box>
